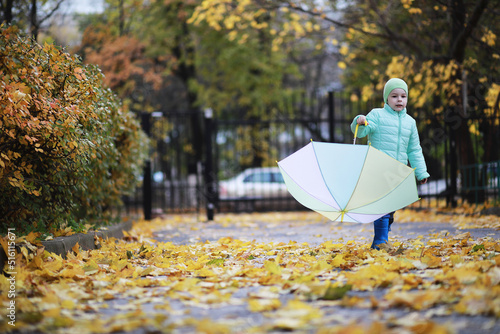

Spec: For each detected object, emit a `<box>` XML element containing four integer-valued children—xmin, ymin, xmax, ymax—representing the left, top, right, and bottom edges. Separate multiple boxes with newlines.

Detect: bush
<box><xmin>0</xmin><ymin>26</ymin><xmax>148</xmax><ymax>235</ymax></box>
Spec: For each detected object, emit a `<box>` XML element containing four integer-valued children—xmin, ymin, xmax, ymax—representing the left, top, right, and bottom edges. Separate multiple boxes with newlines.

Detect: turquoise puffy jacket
<box><xmin>351</xmin><ymin>104</ymin><xmax>430</xmax><ymax>181</ymax></box>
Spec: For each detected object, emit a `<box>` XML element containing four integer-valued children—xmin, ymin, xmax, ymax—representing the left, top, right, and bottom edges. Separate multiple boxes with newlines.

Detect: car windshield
<box><xmin>273</xmin><ymin>172</ymin><xmax>285</xmax><ymax>183</ymax></box>
<box><xmin>242</xmin><ymin>171</ymin><xmax>285</xmax><ymax>183</ymax></box>
<box><xmin>243</xmin><ymin>172</ymin><xmax>272</xmax><ymax>183</ymax></box>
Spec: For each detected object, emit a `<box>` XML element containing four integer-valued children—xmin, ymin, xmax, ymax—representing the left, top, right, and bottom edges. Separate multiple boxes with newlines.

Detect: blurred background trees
<box><xmin>339</xmin><ymin>0</ymin><xmax>499</xmax><ymax>167</ymax></box>
<box><xmin>0</xmin><ymin>0</ymin><xmax>67</xmax><ymax>40</ymax></box>
<box><xmin>71</xmin><ymin>0</ymin><xmax>342</xmax><ymax>170</ymax></box>
<box><xmin>188</xmin><ymin>0</ymin><xmax>499</xmax><ymax>158</ymax></box>
<box><xmin>1</xmin><ymin>0</ymin><xmax>499</xmax><ymax>216</ymax></box>
<box><xmin>185</xmin><ymin>0</ymin><xmax>500</xmax><ymax>202</ymax></box>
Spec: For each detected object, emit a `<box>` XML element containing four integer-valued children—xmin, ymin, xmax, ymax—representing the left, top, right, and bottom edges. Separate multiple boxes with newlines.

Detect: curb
<box><xmin>1</xmin><ymin>219</ymin><xmax>134</xmax><ymax>273</ymax></box>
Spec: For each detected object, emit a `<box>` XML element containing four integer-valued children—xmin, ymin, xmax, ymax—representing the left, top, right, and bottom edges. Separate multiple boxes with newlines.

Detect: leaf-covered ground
<box><xmin>1</xmin><ymin>208</ymin><xmax>500</xmax><ymax>333</ymax></box>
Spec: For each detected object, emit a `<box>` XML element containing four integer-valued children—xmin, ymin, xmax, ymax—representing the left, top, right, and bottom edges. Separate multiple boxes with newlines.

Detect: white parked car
<box><xmin>418</xmin><ymin>179</ymin><xmax>448</xmax><ymax>195</ymax></box>
<box><xmin>218</xmin><ymin>167</ymin><xmax>290</xmax><ymax>199</ymax></box>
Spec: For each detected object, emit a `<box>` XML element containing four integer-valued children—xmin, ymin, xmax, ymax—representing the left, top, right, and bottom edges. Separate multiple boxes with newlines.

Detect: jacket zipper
<box><xmin>397</xmin><ymin>112</ymin><xmax>402</xmax><ymax>160</ymax></box>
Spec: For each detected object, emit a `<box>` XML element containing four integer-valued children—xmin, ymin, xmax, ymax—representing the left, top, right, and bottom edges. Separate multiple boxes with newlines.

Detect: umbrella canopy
<box><xmin>277</xmin><ymin>141</ymin><xmax>419</xmax><ymax>223</ymax></box>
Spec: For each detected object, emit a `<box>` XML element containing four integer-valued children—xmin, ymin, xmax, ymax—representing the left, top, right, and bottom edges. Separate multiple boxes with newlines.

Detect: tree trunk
<box><xmin>172</xmin><ymin>18</ymin><xmax>203</xmax><ymax>167</ymax></box>
<box><xmin>119</xmin><ymin>0</ymin><xmax>124</xmax><ymax>36</ymax></box>
<box><xmin>482</xmin><ymin>91</ymin><xmax>500</xmax><ymax>163</ymax></box>
<box><xmin>447</xmin><ymin>0</ymin><xmax>490</xmax><ymax>203</ymax></box>
<box><xmin>2</xmin><ymin>0</ymin><xmax>14</xmax><ymax>24</ymax></box>
<box><xmin>30</xmin><ymin>0</ymin><xmax>38</xmax><ymax>40</ymax></box>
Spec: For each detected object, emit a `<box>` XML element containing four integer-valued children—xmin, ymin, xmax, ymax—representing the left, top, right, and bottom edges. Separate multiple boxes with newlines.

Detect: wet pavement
<box><xmin>143</xmin><ymin>213</ymin><xmax>500</xmax><ymax>334</ymax></box>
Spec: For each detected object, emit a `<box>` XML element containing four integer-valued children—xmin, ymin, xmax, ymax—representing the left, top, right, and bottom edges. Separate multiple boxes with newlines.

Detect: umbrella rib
<box><xmin>342</xmin><ymin>213</ymin><xmax>365</xmax><ymax>224</ymax></box>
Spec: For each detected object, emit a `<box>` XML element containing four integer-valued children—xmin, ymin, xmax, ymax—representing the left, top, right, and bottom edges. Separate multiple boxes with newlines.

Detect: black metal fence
<box><xmin>124</xmin><ymin>91</ymin><xmax>500</xmax><ymax>219</ymax></box>
<box><xmin>213</xmin><ymin>91</ymin><xmax>375</xmax><ymax>213</ymax></box>
<box><xmin>123</xmin><ymin>111</ymin><xmax>206</xmax><ymax>218</ymax></box>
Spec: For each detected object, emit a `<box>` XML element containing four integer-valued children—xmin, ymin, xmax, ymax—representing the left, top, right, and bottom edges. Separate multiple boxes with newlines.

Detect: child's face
<box><xmin>387</xmin><ymin>88</ymin><xmax>407</xmax><ymax>112</ymax></box>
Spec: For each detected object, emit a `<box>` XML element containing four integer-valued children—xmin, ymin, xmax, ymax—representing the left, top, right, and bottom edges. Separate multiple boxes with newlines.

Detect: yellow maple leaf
<box><xmin>421</xmin><ymin>254</ymin><xmax>442</xmax><ymax>268</ymax></box>
<box><xmin>331</xmin><ymin>254</ymin><xmax>345</xmax><ymax>267</ymax></box>
<box><xmin>271</xmin><ymin>299</ymin><xmax>323</xmax><ymax>330</ymax></box>
<box><xmin>194</xmin><ymin>318</ymin><xmax>232</xmax><ymax>334</ymax></box>
<box><xmin>264</xmin><ymin>260</ymin><xmax>282</xmax><ymax>275</ymax></box>
<box><xmin>386</xmin><ymin>290</ymin><xmax>445</xmax><ymax>310</ymax></box>
<box><xmin>59</xmin><ymin>266</ymin><xmax>85</xmax><ymax>279</ymax></box>
<box><xmin>195</xmin><ymin>267</ymin><xmax>216</xmax><ymax>278</ymax></box>
<box><xmin>72</xmin><ymin>242</ymin><xmax>80</xmax><ymax>255</ymax></box>
<box><xmin>0</xmin><ymin>236</ymin><xmax>10</xmax><ymax>255</ymax></box>
<box><xmin>248</xmin><ymin>298</ymin><xmax>282</xmax><ymax>312</ymax></box>
<box><xmin>60</xmin><ymin>299</ymin><xmax>76</xmax><ymax>310</ymax></box>
<box><xmin>24</xmin><ymin>231</ymin><xmax>41</xmax><ymax>245</ymax></box>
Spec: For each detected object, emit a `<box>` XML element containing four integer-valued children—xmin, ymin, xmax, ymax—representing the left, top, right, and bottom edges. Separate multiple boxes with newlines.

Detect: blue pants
<box><xmin>371</xmin><ymin>212</ymin><xmax>395</xmax><ymax>249</ymax></box>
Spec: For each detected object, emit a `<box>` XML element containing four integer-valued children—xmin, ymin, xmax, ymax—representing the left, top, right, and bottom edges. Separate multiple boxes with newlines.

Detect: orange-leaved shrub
<box><xmin>0</xmin><ymin>26</ymin><xmax>148</xmax><ymax>235</ymax></box>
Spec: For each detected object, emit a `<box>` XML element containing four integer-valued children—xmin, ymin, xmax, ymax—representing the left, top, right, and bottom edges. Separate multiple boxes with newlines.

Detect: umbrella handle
<box><xmin>353</xmin><ymin>121</ymin><xmax>367</xmax><ymax>145</ymax></box>
<box><xmin>353</xmin><ymin>124</ymin><xmax>359</xmax><ymax>144</ymax></box>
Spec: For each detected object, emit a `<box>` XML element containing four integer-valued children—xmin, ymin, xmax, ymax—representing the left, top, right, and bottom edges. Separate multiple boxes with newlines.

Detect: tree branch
<box><xmin>449</xmin><ymin>0</ymin><xmax>489</xmax><ymax>61</ymax></box>
<box><xmin>283</xmin><ymin>0</ymin><xmax>423</xmax><ymax>58</ymax></box>
<box><xmin>283</xmin><ymin>1</ymin><xmax>388</xmax><ymax>39</ymax></box>
<box><xmin>38</xmin><ymin>0</ymin><xmax>65</xmax><ymax>25</ymax></box>
<box><xmin>367</xmin><ymin>0</ymin><xmax>423</xmax><ymax>58</ymax></box>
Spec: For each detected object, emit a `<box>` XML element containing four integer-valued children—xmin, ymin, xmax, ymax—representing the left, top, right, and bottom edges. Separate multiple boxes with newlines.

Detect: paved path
<box><xmin>145</xmin><ymin>213</ymin><xmax>500</xmax><ymax>334</ymax></box>
<box><xmin>154</xmin><ymin>215</ymin><xmax>499</xmax><ymax>247</ymax></box>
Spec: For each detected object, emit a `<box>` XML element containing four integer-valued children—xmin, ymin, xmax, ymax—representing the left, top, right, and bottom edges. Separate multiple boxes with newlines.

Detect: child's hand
<box><xmin>420</xmin><ymin>178</ymin><xmax>428</xmax><ymax>185</ymax></box>
<box><xmin>357</xmin><ymin>116</ymin><xmax>368</xmax><ymax>125</ymax></box>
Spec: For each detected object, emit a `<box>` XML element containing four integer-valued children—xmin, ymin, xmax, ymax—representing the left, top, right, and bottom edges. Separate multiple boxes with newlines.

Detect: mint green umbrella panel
<box><xmin>277</xmin><ymin>141</ymin><xmax>419</xmax><ymax>223</ymax></box>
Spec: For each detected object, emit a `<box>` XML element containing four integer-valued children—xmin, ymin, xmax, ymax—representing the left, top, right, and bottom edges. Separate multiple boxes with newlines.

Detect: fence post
<box><xmin>204</xmin><ymin>108</ymin><xmax>215</xmax><ymax>221</ymax></box>
<box><xmin>328</xmin><ymin>91</ymin><xmax>335</xmax><ymax>142</ymax></box>
<box><xmin>448</xmin><ymin>122</ymin><xmax>458</xmax><ymax>207</ymax></box>
<box><xmin>497</xmin><ymin>161</ymin><xmax>500</xmax><ymax>201</ymax></box>
<box><xmin>141</xmin><ymin>112</ymin><xmax>153</xmax><ymax>220</ymax></box>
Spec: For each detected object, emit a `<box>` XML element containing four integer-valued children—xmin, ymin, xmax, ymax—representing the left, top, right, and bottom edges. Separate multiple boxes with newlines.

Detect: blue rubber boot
<box><xmin>388</xmin><ymin>212</ymin><xmax>395</xmax><ymax>232</ymax></box>
<box><xmin>371</xmin><ymin>214</ymin><xmax>390</xmax><ymax>250</ymax></box>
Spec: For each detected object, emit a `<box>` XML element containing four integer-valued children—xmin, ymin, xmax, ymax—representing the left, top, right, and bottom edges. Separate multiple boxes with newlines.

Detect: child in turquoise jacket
<box><xmin>351</xmin><ymin>78</ymin><xmax>430</xmax><ymax>249</ymax></box>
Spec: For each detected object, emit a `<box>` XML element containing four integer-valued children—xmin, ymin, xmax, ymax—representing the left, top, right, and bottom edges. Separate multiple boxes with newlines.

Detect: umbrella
<box><xmin>277</xmin><ymin>138</ymin><xmax>419</xmax><ymax>223</ymax></box>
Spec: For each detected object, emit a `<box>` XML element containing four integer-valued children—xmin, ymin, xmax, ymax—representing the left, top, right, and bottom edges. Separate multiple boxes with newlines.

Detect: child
<box><xmin>350</xmin><ymin>78</ymin><xmax>429</xmax><ymax>250</ymax></box>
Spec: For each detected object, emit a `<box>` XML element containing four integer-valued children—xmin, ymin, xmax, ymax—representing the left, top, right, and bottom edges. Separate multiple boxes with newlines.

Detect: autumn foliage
<box><xmin>0</xmin><ymin>26</ymin><xmax>148</xmax><ymax>234</ymax></box>
<box><xmin>1</xmin><ymin>211</ymin><xmax>499</xmax><ymax>333</ymax></box>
